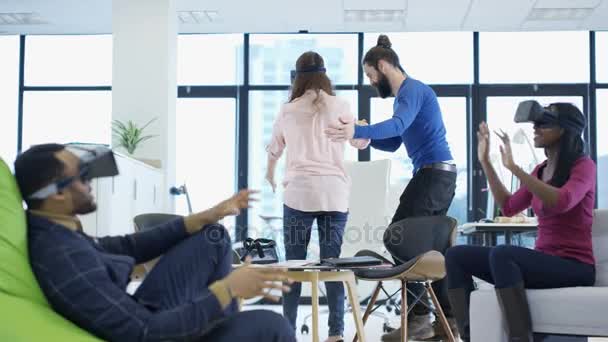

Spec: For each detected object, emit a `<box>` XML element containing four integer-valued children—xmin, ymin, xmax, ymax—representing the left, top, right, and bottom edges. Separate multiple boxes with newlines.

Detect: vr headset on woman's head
<box><xmin>514</xmin><ymin>100</ymin><xmax>559</xmax><ymax>128</ymax></box>
<box><xmin>290</xmin><ymin>66</ymin><xmax>327</xmax><ymax>83</ymax></box>
<box><xmin>514</xmin><ymin>100</ymin><xmax>586</xmax><ymax>135</ymax></box>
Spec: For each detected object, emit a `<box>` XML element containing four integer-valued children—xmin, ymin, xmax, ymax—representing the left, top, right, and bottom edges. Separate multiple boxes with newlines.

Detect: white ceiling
<box><xmin>0</xmin><ymin>0</ymin><xmax>607</xmax><ymax>35</ymax></box>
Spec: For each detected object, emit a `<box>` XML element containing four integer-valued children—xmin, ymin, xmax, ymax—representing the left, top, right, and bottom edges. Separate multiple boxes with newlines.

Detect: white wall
<box><xmin>112</xmin><ymin>0</ymin><xmax>177</xmax><ymax>212</ymax></box>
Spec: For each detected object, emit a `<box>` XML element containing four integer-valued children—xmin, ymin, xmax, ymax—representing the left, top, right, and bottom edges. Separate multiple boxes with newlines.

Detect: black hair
<box><xmin>547</xmin><ymin>103</ymin><xmax>587</xmax><ymax>187</ymax></box>
<box><xmin>14</xmin><ymin>143</ymin><xmax>66</xmax><ymax>209</ymax></box>
<box><xmin>362</xmin><ymin>34</ymin><xmax>405</xmax><ymax>73</ymax></box>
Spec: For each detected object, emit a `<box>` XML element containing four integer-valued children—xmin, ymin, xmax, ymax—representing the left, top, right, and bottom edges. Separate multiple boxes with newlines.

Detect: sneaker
<box><xmin>381</xmin><ymin>314</ymin><xmax>434</xmax><ymax>341</ymax></box>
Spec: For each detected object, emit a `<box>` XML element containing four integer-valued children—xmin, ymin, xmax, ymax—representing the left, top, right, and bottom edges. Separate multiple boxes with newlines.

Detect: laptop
<box><xmin>320</xmin><ymin>256</ymin><xmax>383</xmax><ymax>268</ymax></box>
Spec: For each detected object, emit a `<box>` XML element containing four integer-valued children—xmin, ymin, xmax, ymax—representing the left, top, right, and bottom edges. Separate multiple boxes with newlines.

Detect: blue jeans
<box><xmin>282</xmin><ymin>205</ymin><xmax>348</xmax><ymax>337</ymax></box>
<box><xmin>134</xmin><ymin>224</ymin><xmax>295</xmax><ymax>342</ymax></box>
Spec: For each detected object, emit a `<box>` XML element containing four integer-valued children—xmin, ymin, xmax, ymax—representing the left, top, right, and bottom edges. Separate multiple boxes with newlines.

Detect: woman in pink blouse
<box><xmin>265</xmin><ymin>51</ymin><xmax>368</xmax><ymax>342</ymax></box>
<box><xmin>445</xmin><ymin>102</ymin><xmax>596</xmax><ymax>342</ymax></box>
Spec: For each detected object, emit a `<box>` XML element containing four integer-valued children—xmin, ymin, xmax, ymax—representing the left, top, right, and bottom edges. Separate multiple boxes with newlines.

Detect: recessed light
<box><xmin>527</xmin><ymin>7</ymin><xmax>594</xmax><ymax>20</ymax></box>
<box><xmin>177</xmin><ymin>10</ymin><xmax>220</xmax><ymax>24</ymax></box>
<box><xmin>344</xmin><ymin>10</ymin><xmax>405</xmax><ymax>23</ymax></box>
<box><xmin>0</xmin><ymin>12</ymin><xmax>47</xmax><ymax>25</ymax></box>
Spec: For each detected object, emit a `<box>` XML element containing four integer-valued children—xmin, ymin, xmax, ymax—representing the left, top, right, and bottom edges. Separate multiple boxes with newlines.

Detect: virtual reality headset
<box><xmin>514</xmin><ymin>100</ymin><xmax>559</xmax><ymax>127</ymax></box>
<box><xmin>290</xmin><ymin>66</ymin><xmax>327</xmax><ymax>83</ymax></box>
<box><xmin>29</xmin><ymin>143</ymin><xmax>119</xmax><ymax>200</ymax></box>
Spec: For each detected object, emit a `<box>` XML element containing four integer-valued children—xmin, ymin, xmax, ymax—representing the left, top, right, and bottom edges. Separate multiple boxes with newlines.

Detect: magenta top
<box><xmin>501</xmin><ymin>156</ymin><xmax>596</xmax><ymax>265</ymax></box>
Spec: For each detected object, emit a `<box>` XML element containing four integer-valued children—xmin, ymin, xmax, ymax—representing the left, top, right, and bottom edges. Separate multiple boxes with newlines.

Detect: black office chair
<box><xmin>134</xmin><ymin>213</ymin><xmax>183</xmax><ymax>232</ymax></box>
<box><xmin>134</xmin><ymin>213</ymin><xmax>242</xmax><ymax>265</ymax></box>
<box><xmin>352</xmin><ymin>215</ymin><xmax>458</xmax><ymax>342</ymax></box>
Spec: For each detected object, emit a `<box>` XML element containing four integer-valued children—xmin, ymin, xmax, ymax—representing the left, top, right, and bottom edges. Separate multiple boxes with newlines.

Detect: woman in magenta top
<box><xmin>445</xmin><ymin>102</ymin><xmax>596</xmax><ymax>342</ymax></box>
<box><xmin>265</xmin><ymin>51</ymin><xmax>368</xmax><ymax>342</ymax></box>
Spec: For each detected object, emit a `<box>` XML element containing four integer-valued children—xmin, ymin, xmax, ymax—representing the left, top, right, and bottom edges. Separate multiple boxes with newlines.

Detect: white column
<box><xmin>112</xmin><ymin>0</ymin><xmax>177</xmax><ymax>212</ymax></box>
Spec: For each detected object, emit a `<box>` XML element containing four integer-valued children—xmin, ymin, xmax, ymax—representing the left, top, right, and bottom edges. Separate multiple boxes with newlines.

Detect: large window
<box><xmin>25</xmin><ymin>35</ymin><xmax>112</xmax><ymax>86</ymax></box>
<box><xmin>249</xmin><ymin>34</ymin><xmax>358</xmax><ymax>85</ymax></box>
<box><xmin>363</xmin><ymin>32</ymin><xmax>473</xmax><ymax>84</ymax></box>
<box><xmin>597</xmin><ymin>32</ymin><xmax>608</xmax><ymax>83</ymax></box>
<box><xmin>0</xmin><ymin>36</ymin><xmax>19</xmax><ymax>165</ymax></box>
<box><xmin>480</xmin><ymin>32</ymin><xmax>589</xmax><ymax>84</ymax></box>
<box><xmin>177</xmin><ymin>34</ymin><xmax>244</xmax><ymax>85</ymax></box>
<box><xmin>598</xmin><ymin>89</ymin><xmax>608</xmax><ymax>209</ymax></box>
<box><xmin>22</xmin><ymin>91</ymin><xmax>112</xmax><ymax>149</ymax></box>
<box><xmin>175</xmin><ymin>98</ymin><xmax>237</xmax><ymax>233</ymax></box>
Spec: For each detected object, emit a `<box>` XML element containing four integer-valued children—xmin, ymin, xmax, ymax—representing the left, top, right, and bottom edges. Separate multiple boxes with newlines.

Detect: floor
<box><xmin>243</xmin><ymin>304</ymin><xmax>608</xmax><ymax>342</ymax></box>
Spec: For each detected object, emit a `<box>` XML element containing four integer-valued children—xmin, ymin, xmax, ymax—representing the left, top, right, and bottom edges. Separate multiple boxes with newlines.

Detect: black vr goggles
<box><xmin>514</xmin><ymin>100</ymin><xmax>559</xmax><ymax>128</ymax></box>
<box><xmin>514</xmin><ymin>100</ymin><xmax>586</xmax><ymax>134</ymax></box>
<box><xmin>290</xmin><ymin>66</ymin><xmax>327</xmax><ymax>83</ymax></box>
<box><xmin>29</xmin><ymin>143</ymin><xmax>119</xmax><ymax>200</ymax></box>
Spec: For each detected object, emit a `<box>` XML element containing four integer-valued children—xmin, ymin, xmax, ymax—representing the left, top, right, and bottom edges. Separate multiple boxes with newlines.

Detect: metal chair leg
<box><xmin>353</xmin><ymin>281</ymin><xmax>383</xmax><ymax>342</ymax></box>
<box><xmin>401</xmin><ymin>279</ymin><xmax>408</xmax><ymax>342</ymax></box>
<box><xmin>425</xmin><ymin>282</ymin><xmax>456</xmax><ymax>342</ymax></box>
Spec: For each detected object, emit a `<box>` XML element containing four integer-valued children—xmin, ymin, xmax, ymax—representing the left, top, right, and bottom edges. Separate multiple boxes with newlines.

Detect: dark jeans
<box><xmin>282</xmin><ymin>205</ymin><xmax>348</xmax><ymax>337</ymax></box>
<box><xmin>133</xmin><ymin>224</ymin><xmax>295</xmax><ymax>342</ymax></box>
<box><xmin>445</xmin><ymin>245</ymin><xmax>596</xmax><ymax>290</ymax></box>
<box><xmin>390</xmin><ymin>167</ymin><xmax>457</xmax><ymax>317</ymax></box>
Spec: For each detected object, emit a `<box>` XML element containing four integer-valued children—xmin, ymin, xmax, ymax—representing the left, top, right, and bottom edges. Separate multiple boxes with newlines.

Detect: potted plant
<box><xmin>112</xmin><ymin>118</ymin><xmax>160</xmax><ymax>167</ymax></box>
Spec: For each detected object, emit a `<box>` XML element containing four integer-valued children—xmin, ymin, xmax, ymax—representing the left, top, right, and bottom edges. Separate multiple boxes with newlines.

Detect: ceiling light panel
<box><xmin>0</xmin><ymin>13</ymin><xmax>47</xmax><ymax>25</ymax></box>
<box><xmin>527</xmin><ymin>7</ymin><xmax>594</xmax><ymax>20</ymax></box>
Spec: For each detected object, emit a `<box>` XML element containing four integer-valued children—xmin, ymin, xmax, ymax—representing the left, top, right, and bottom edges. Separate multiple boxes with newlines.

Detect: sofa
<box><xmin>470</xmin><ymin>209</ymin><xmax>608</xmax><ymax>341</ymax></box>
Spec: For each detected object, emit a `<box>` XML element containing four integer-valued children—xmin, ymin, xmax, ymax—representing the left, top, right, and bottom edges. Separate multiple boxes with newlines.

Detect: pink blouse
<box><xmin>266</xmin><ymin>90</ymin><xmax>369</xmax><ymax>212</ymax></box>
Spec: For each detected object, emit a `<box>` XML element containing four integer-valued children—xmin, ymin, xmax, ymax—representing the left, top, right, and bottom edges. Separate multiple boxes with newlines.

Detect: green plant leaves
<box><xmin>112</xmin><ymin>117</ymin><xmax>158</xmax><ymax>155</ymax></box>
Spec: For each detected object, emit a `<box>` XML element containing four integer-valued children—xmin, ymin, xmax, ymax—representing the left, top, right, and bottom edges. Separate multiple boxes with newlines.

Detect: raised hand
<box><xmin>214</xmin><ymin>189</ymin><xmax>259</xmax><ymax>218</ymax></box>
<box><xmin>477</xmin><ymin>122</ymin><xmax>490</xmax><ymax>164</ymax></box>
<box><xmin>494</xmin><ymin>129</ymin><xmax>517</xmax><ymax>171</ymax></box>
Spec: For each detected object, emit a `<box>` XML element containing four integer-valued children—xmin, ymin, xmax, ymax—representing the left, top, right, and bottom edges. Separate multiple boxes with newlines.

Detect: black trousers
<box><xmin>445</xmin><ymin>245</ymin><xmax>595</xmax><ymax>290</ymax></box>
<box><xmin>389</xmin><ymin>167</ymin><xmax>457</xmax><ymax>317</ymax></box>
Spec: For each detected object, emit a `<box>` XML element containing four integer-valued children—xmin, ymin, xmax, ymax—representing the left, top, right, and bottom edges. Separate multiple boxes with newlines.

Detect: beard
<box><xmin>374</xmin><ymin>72</ymin><xmax>393</xmax><ymax>99</ymax></box>
<box><xmin>71</xmin><ymin>188</ymin><xmax>97</xmax><ymax>215</ymax></box>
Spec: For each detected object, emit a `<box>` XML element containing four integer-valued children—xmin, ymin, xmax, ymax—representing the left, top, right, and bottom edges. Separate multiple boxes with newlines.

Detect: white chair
<box><xmin>470</xmin><ymin>209</ymin><xmax>608</xmax><ymax>341</ymax></box>
<box><xmin>341</xmin><ymin>159</ymin><xmax>392</xmax><ymax>260</ymax></box>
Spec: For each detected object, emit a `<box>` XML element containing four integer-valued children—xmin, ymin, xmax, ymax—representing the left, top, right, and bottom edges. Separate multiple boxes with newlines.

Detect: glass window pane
<box><xmin>0</xmin><ymin>36</ymin><xmax>19</xmax><ymax>165</ymax></box>
<box><xmin>363</xmin><ymin>32</ymin><xmax>473</xmax><ymax>84</ymax></box>
<box><xmin>248</xmin><ymin>90</ymin><xmax>359</xmax><ymax>259</ymax></box>
<box><xmin>25</xmin><ymin>35</ymin><xmax>112</xmax><ymax>86</ymax></box>
<box><xmin>597</xmin><ymin>89</ymin><xmax>608</xmax><ymax>209</ymax></box>
<box><xmin>441</xmin><ymin>98</ymin><xmax>468</xmax><ymax>226</ymax></box>
<box><xmin>176</xmin><ymin>98</ymin><xmax>236</xmax><ymax>233</ymax></box>
<box><xmin>370</xmin><ymin>97</ymin><xmax>468</xmax><ymax>226</ymax></box>
<box><xmin>485</xmin><ymin>96</ymin><xmax>583</xmax><ymax>215</ymax></box>
<box><xmin>597</xmin><ymin>32</ymin><xmax>608</xmax><ymax>83</ymax></box>
<box><xmin>178</xmin><ymin>34</ymin><xmax>243</xmax><ymax>85</ymax></box>
<box><xmin>249</xmin><ymin>34</ymin><xmax>358</xmax><ymax>85</ymax></box>
<box><xmin>22</xmin><ymin>91</ymin><xmax>112</xmax><ymax>149</ymax></box>
<box><xmin>480</xmin><ymin>32</ymin><xmax>589</xmax><ymax>84</ymax></box>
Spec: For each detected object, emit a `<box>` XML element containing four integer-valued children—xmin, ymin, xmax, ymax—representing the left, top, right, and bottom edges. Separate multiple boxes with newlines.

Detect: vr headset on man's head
<box><xmin>29</xmin><ymin>143</ymin><xmax>119</xmax><ymax>200</ymax></box>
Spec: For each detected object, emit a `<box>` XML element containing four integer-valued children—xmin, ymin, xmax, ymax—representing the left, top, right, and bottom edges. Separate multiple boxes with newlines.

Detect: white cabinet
<box><xmin>78</xmin><ymin>153</ymin><xmax>164</xmax><ymax>237</ymax></box>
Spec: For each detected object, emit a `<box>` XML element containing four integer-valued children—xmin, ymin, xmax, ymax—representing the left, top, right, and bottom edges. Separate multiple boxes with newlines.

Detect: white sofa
<box><xmin>470</xmin><ymin>209</ymin><xmax>608</xmax><ymax>341</ymax></box>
